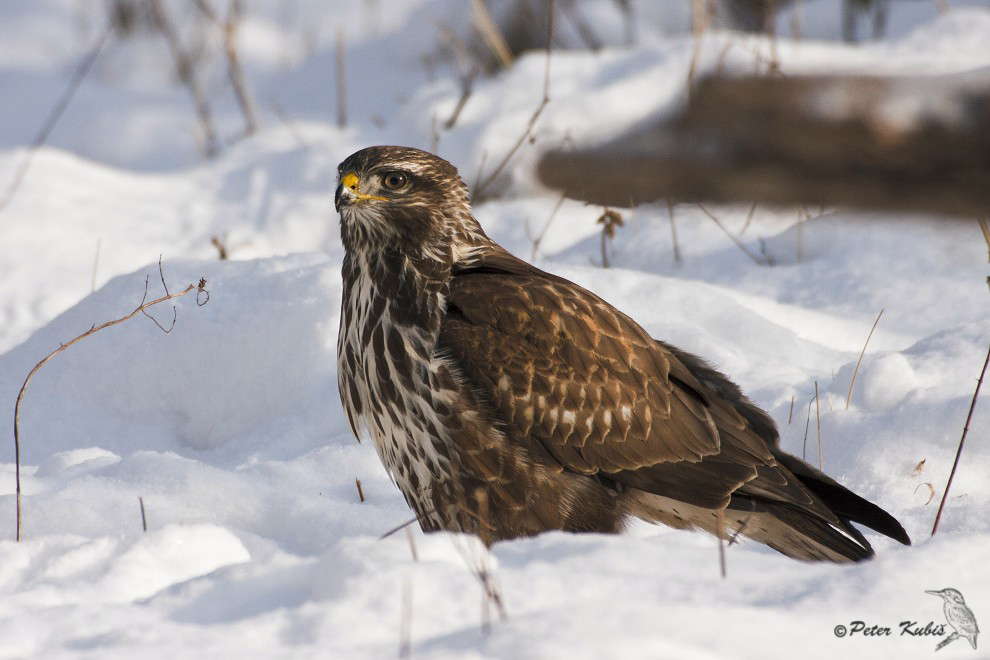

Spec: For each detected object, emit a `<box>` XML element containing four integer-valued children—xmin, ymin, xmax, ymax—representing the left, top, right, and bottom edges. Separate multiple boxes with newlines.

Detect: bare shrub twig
<box><xmin>978</xmin><ymin>217</ymin><xmax>990</xmax><ymax>263</ymax></box>
<box><xmin>0</xmin><ymin>20</ymin><xmax>114</xmax><ymax>216</ymax></box>
<box><xmin>597</xmin><ymin>208</ymin><xmax>623</xmax><ymax>269</ymax></box>
<box><xmin>472</xmin><ymin>0</ymin><xmax>513</xmax><ymax>70</ymax></box>
<box><xmin>814</xmin><ymin>380</ymin><xmax>823</xmax><ymax>470</ymax></box>
<box><xmin>152</xmin><ymin>0</ymin><xmax>219</xmax><ymax>157</ymax></box>
<box><xmin>716</xmin><ymin>507</ymin><xmax>727</xmax><ymax>578</ymax></box>
<box><xmin>399</xmin><ymin>576</ymin><xmax>413</xmax><ymax>658</ymax></box>
<box><xmin>665</xmin><ymin>199</ymin><xmax>682</xmax><ymax>263</ymax></box>
<box><xmin>528</xmin><ymin>192</ymin><xmax>566</xmax><ymax>261</ymax></box>
<box><xmin>472</xmin><ymin>0</ymin><xmax>555</xmax><ymax>200</ymax></box>
<box><xmin>335</xmin><ymin>27</ymin><xmax>347</xmax><ymax>128</ymax></box>
<box><xmin>222</xmin><ymin>0</ymin><xmax>258</xmax><ymax>136</ymax></box>
<box><xmin>13</xmin><ymin>265</ymin><xmax>209</xmax><ymax>541</ymax></box>
<box><xmin>931</xmin><ymin>341</ymin><xmax>990</xmax><ymax>536</ymax></box>
<box><xmin>696</xmin><ymin>204</ymin><xmax>768</xmax><ymax>265</ymax></box>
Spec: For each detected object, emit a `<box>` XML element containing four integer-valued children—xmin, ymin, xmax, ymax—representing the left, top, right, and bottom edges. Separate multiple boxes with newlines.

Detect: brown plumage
<box><xmin>334</xmin><ymin>145</ymin><xmax>911</xmax><ymax>562</ymax></box>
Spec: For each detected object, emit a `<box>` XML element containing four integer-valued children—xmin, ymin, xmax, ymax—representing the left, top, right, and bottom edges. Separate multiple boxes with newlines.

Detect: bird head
<box><xmin>335</xmin><ymin>146</ymin><xmax>486</xmax><ymax>264</ymax></box>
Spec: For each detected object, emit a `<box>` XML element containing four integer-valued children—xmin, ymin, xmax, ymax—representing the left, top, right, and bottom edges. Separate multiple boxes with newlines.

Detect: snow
<box><xmin>1</xmin><ymin>1</ymin><xmax>989</xmax><ymax>658</ymax></box>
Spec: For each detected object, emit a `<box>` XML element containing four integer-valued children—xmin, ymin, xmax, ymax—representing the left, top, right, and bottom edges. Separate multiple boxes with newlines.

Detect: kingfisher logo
<box><xmin>831</xmin><ymin>588</ymin><xmax>980</xmax><ymax>652</ymax></box>
<box><xmin>926</xmin><ymin>588</ymin><xmax>979</xmax><ymax>652</ymax></box>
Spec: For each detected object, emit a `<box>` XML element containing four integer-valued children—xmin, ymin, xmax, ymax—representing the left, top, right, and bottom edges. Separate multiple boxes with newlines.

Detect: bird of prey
<box><xmin>927</xmin><ymin>588</ymin><xmax>979</xmax><ymax>650</ymax></box>
<box><xmin>334</xmin><ymin>145</ymin><xmax>911</xmax><ymax>562</ymax></box>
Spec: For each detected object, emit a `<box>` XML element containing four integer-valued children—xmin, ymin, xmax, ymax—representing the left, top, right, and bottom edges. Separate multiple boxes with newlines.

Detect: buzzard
<box><xmin>335</xmin><ymin>145</ymin><xmax>910</xmax><ymax>562</ymax></box>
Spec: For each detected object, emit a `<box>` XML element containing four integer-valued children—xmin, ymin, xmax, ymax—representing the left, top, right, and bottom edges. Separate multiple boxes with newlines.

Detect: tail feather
<box><xmin>774</xmin><ymin>453</ymin><xmax>912</xmax><ymax>547</ymax></box>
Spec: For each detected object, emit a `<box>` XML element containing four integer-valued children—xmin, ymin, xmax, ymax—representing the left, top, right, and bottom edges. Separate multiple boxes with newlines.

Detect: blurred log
<box><xmin>537</xmin><ymin>72</ymin><xmax>990</xmax><ymax>216</ymax></box>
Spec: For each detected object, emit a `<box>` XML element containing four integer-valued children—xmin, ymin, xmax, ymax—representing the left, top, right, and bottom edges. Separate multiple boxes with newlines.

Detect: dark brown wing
<box><xmin>440</xmin><ymin>249</ymin><xmax>722</xmax><ymax>475</ymax></box>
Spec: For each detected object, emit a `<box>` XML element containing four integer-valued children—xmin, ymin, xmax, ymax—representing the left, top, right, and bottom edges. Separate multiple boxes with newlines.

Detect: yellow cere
<box><xmin>341</xmin><ymin>171</ymin><xmax>359</xmax><ymax>190</ymax></box>
<box><xmin>341</xmin><ymin>171</ymin><xmax>388</xmax><ymax>202</ymax></box>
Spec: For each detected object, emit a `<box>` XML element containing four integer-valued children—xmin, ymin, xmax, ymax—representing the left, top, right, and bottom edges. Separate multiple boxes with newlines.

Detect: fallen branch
<box><xmin>13</xmin><ymin>266</ymin><xmax>209</xmax><ymax>541</ymax></box>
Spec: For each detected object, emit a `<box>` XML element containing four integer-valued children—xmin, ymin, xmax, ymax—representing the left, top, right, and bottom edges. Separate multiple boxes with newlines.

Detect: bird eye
<box><xmin>382</xmin><ymin>172</ymin><xmax>407</xmax><ymax>190</ymax></box>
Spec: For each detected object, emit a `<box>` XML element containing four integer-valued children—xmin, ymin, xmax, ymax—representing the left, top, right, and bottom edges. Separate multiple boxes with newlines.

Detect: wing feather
<box><xmin>440</xmin><ymin>251</ymin><xmax>721</xmax><ymax>473</ymax></box>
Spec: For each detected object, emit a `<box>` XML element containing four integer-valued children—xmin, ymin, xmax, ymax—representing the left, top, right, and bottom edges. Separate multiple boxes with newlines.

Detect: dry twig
<box><xmin>978</xmin><ymin>217</ymin><xmax>990</xmax><ymax>263</ymax></box>
<box><xmin>399</xmin><ymin>577</ymin><xmax>412</xmax><ymax>659</ymax></box>
<box><xmin>152</xmin><ymin>0</ymin><xmax>218</xmax><ymax>157</ymax></box>
<box><xmin>665</xmin><ymin>199</ymin><xmax>682</xmax><ymax>264</ymax></box>
<box><xmin>686</xmin><ymin>0</ymin><xmax>711</xmax><ymax>97</ymax></box>
<box><xmin>931</xmin><ymin>341</ymin><xmax>990</xmax><ymax>536</ymax></box>
<box><xmin>336</xmin><ymin>27</ymin><xmax>347</xmax><ymax>128</ymax></box>
<box><xmin>716</xmin><ymin>507</ymin><xmax>727</xmax><ymax>578</ymax></box>
<box><xmin>91</xmin><ymin>239</ymin><xmax>102</xmax><ymax>293</ymax></box>
<box><xmin>814</xmin><ymin>380</ymin><xmax>823</xmax><ymax>470</ymax></box>
<box><xmin>222</xmin><ymin>0</ymin><xmax>258</xmax><ymax>135</ymax></box>
<box><xmin>13</xmin><ymin>265</ymin><xmax>209</xmax><ymax>541</ymax></box>
<box><xmin>597</xmin><ymin>208</ymin><xmax>623</xmax><ymax>269</ymax></box>
<box><xmin>0</xmin><ymin>20</ymin><xmax>113</xmax><ymax>215</ymax></box>
<box><xmin>914</xmin><ymin>482</ymin><xmax>935</xmax><ymax>506</ymax></box>
<box><xmin>472</xmin><ymin>0</ymin><xmax>554</xmax><ymax>200</ymax></box>
<box><xmin>846</xmin><ymin>309</ymin><xmax>884</xmax><ymax>409</ymax></box>
<box><xmin>528</xmin><ymin>192</ymin><xmax>566</xmax><ymax>261</ymax></box>
<box><xmin>472</xmin><ymin>0</ymin><xmax>513</xmax><ymax>69</ymax></box>
<box><xmin>444</xmin><ymin>72</ymin><xmax>477</xmax><ymax>131</ymax></box>
<box><xmin>696</xmin><ymin>204</ymin><xmax>768</xmax><ymax>265</ymax></box>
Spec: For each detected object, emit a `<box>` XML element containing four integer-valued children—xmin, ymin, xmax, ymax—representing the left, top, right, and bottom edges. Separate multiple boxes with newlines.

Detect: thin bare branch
<box><xmin>141</xmin><ymin>257</ymin><xmax>178</xmax><ymax>333</ymax></box>
<box><xmin>380</xmin><ymin>512</ymin><xmax>430</xmax><ymax>540</ymax></box>
<box><xmin>472</xmin><ymin>0</ymin><xmax>554</xmax><ymax>200</ymax></box>
<box><xmin>696</xmin><ymin>204</ymin><xmax>768</xmax><ymax>265</ymax></box>
<box><xmin>14</xmin><ymin>274</ymin><xmax>208</xmax><ymax>541</ymax></box>
<box><xmin>355</xmin><ymin>477</ymin><xmax>365</xmax><ymax>503</ymax></box>
<box><xmin>978</xmin><ymin>217</ymin><xmax>990</xmax><ymax>263</ymax></box>
<box><xmin>444</xmin><ymin>72</ymin><xmax>476</xmax><ymax>131</ymax></box>
<box><xmin>686</xmin><ymin>0</ymin><xmax>711</xmax><ymax>97</ymax></box>
<box><xmin>529</xmin><ymin>192</ymin><xmax>566</xmax><ymax>261</ymax></box>
<box><xmin>152</xmin><ymin>0</ymin><xmax>218</xmax><ymax>157</ymax></box>
<box><xmin>814</xmin><ymin>380</ymin><xmax>823</xmax><ymax>470</ymax></box>
<box><xmin>336</xmin><ymin>28</ymin><xmax>347</xmax><ymax>128</ymax></box>
<box><xmin>223</xmin><ymin>0</ymin><xmax>258</xmax><ymax>136</ymax></box>
<box><xmin>931</xmin><ymin>341</ymin><xmax>990</xmax><ymax>536</ymax></box>
<box><xmin>0</xmin><ymin>21</ymin><xmax>113</xmax><ymax>216</ymax></box>
<box><xmin>472</xmin><ymin>0</ymin><xmax>513</xmax><ymax>69</ymax></box>
<box><xmin>399</xmin><ymin>577</ymin><xmax>412</xmax><ymax>659</ymax></box>
<box><xmin>91</xmin><ymin>239</ymin><xmax>101</xmax><ymax>293</ymax></box>
<box><xmin>139</xmin><ymin>496</ymin><xmax>147</xmax><ymax>532</ymax></box>
<box><xmin>740</xmin><ymin>201</ymin><xmax>758</xmax><ymax>235</ymax></box>
<box><xmin>716</xmin><ymin>507</ymin><xmax>727</xmax><ymax>578</ymax></box>
<box><xmin>665</xmin><ymin>199</ymin><xmax>682</xmax><ymax>263</ymax></box>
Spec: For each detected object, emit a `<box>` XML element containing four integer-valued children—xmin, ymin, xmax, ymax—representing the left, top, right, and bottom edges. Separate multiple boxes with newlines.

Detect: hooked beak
<box><xmin>335</xmin><ymin>171</ymin><xmax>387</xmax><ymax>212</ymax></box>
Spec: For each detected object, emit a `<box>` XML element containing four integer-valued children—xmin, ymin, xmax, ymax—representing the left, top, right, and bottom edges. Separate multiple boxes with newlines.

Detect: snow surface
<box><xmin>1</xmin><ymin>1</ymin><xmax>989</xmax><ymax>658</ymax></box>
